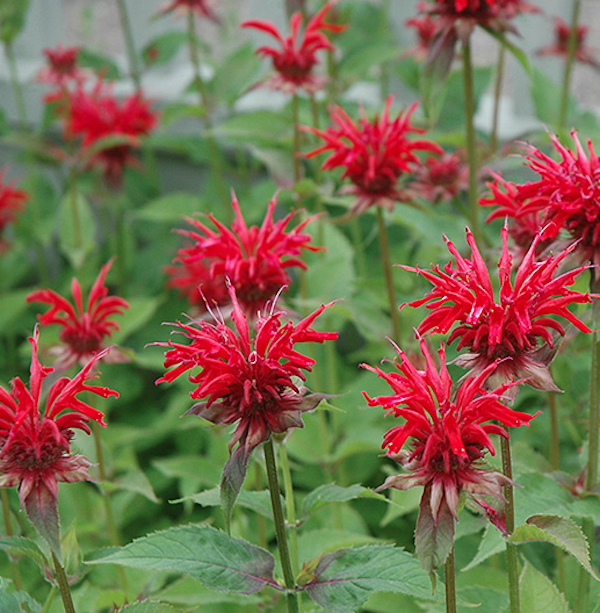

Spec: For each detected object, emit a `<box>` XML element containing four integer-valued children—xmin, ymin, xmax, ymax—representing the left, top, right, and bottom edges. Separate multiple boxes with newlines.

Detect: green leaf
<box><xmin>0</xmin><ymin>0</ymin><xmax>30</xmax><ymax>44</ymax></box>
<box><xmin>180</xmin><ymin>487</ymin><xmax>275</xmax><ymax>520</ymax></box>
<box><xmin>115</xmin><ymin>602</ymin><xmax>180</xmax><ymax>613</ymax></box>
<box><xmin>304</xmin><ymin>544</ymin><xmax>432</xmax><ymax>613</ymax></box>
<box><xmin>159</xmin><ymin>103</ymin><xmax>206</xmax><ymax>128</ymax></box>
<box><xmin>110</xmin><ymin>296</ymin><xmax>163</xmax><ymax>345</ymax></box>
<box><xmin>212</xmin><ymin>111</ymin><xmax>290</xmax><ymax>147</ymax></box>
<box><xmin>301</xmin><ymin>484</ymin><xmax>367</xmax><ymax>519</ymax></box>
<box><xmin>0</xmin><ymin>587</ymin><xmax>23</xmax><ymax>613</ymax></box>
<box><xmin>146</xmin><ymin>134</ymin><xmax>211</xmax><ymax>164</ymax></box>
<box><xmin>0</xmin><ymin>289</ymin><xmax>33</xmax><ymax>329</ymax></box>
<box><xmin>103</xmin><ymin>469</ymin><xmax>160</xmax><ymax>504</ymax></box>
<box><xmin>211</xmin><ymin>44</ymin><xmax>261</xmax><ymax>106</ymax></box>
<box><xmin>220</xmin><ymin>447</ymin><xmax>249</xmax><ymax>534</ymax></box>
<box><xmin>135</xmin><ymin>192</ymin><xmax>204</xmax><ymax>223</ymax></box>
<box><xmin>461</xmin><ymin>522</ymin><xmax>505</xmax><ymax>572</ymax></box>
<box><xmin>483</xmin><ymin>28</ymin><xmax>531</xmax><ymax>75</ymax></box>
<box><xmin>338</xmin><ymin>43</ymin><xmax>401</xmax><ymax>82</ymax></box>
<box><xmin>78</xmin><ymin>47</ymin><xmax>122</xmax><ymax>80</ymax></box>
<box><xmin>509</xmin><ymin>514</ymin><xmax>599</xmax><ymax>581</ymax></box>
<box><xmin>89</xmin><ymin>525</ymin><xmax>279</xmax><ymax>594</ymax></box>
<box><xmin>142</xmin><ymin>31</ymin><xmax>188</xmax><ymax>67</ymax></box>
<box><xmin>415</xmin><ymin>488</ymin><xmax>454</xmax><ymax>574</ymax></box>
<box><xmin>0</xmin><ymin>537</ymin><xmax>50</xmax><ymax>576</ymax></box>
<box><xmin>519</xmin><ymin>562</ymin><xmax>569</xmax><ymax>613</ymax></box>
<box><xmin>529</xmin><ymin>67</ymin><xmax>574</xmax><ymax>127</ymax></box>
<box><xmin>58</xmin><ymin>192</ymin><xmax>96</xmax><ymax>269</ymax></box>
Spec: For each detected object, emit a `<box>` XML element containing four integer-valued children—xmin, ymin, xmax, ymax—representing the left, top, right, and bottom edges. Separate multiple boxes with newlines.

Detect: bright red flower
<box><xmin>0</xmin><ymin>326</ymin><xmax>117</xmax><ymax>549</ymax></box>
<box><xmin>167</xmin><ymin>191</ymin><xmax>320</xmax><ymax>314</ymax></box>
<box><xmin>483</xmin><ymin>132</ymin><xmax>600</xmax><ymax>273</ymax></box>
<box><xmin>158</xmin><ymin>0</ymin><xmax>219</xmax><ymax>22</ymax></box>
<box><xmin>64</xmin><ymin>81</ymin><xmax>157</xmax><ymax>185</ymax></box>
<box><xmin>305</xmin><ymin>97</ymin><xmax>442</xmax><ymax>214</ymax></box>
<box><xmin>242</xmin><ymin>0</ymin><xmax>345</xmax><ymax>94</ymax></box>
<box><xmin>27</xmin><ymin>260</ymin><xmax>129</xmax><ymax>371</ymax></box>
<box><xmin>537</xmin><ymin>17</ymin><xmax>599</xmax><ymax>68</ymax></box>
<box><xmin>156</xmin><ymin>283</ymin><xmax>337</xmax><ymax>459</ymax></box>
<box><xmin>37</xmin><ymin>44</ymin><xmax>88</xmax><ymax>93</ymax></box>
<box><xmin>402</xmin><ymin>225</ymin><xmax>596</xmax><ymax>392</ymax></box>
<box><xmin>407</xmin><ymin>150</ymin><xmax>469</xmax><ymax>204</ymax></box>
<box><xmin>364</xmin><ymin>339</ymin><xmax>535</xmax><ymax>564</ymax></box>
<box><xmin>0</xmin><ymin>169</ymin><xmax>26</xmax><ymax>244</ymax></box>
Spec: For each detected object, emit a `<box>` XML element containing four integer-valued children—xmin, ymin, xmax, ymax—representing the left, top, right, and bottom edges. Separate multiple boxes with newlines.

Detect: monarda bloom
<box><xmin>36</xmin><ymin>44</ymin><xmax>89</xmax><ymax>102</ymax></box>
<box><xmin>0</xmin><ymin>326</ymin><xmax>118</xmax><ymax>552</ymax></box>
<box><xmin>402</xmin><ymin>225</ymin><xmax>596</xmax><ymax>392</ymax></box>
<box><xmin>156</xmin><ymin>283</ymin><xmax>337</xmax><ymax>463</ymax></box>
<box><xmin>167</xmin><ymin>191</ymin><xmax>320</xmax><ymax>315</ymax></box>
<box><xmin>484</xmin><ymin>132</ymin><xmax>600</xmax><ymax>275</ymax></box>
<box><xmin>157</xmin><ymin>0</ymin><xmax>219</xmax><ymax>22</ymax></box>
<box><xmin>27</xmin><ymin>260</ymin><xmax>129</xmax><ymax>371</ymax></box>
<box><xmin>407</xmin><ymin>150</ymin><xmax>469</xmax><ymax>204</ymax></box>
<box><xmin>65</xmin><ymin>81</ymin><xmax>157</xmax><ymax>186</ymax></box>
<box><xmin>537</xmin><ymin>17</ymin><xmax>599</xmax><ymax>68</ymax></box>
<box><xmin>363</xmin><ymin>339</ymin><xmax>535</xmax><ymax>571</ymax></box>
<box><xmin>0</xmin><ymin>169</ymin><xmax>26</xmax><ymax>248</ymax></box>
<box><xmin>403</xmin><ymin>6</ymin><xmax>443</xmax><ymax>61</ymax></box>
<box><xmin>242</xmin><ymin>0</ymin><xmax>345</xmax><ymax>94</ymax></box>
<box><xmin>305</xmin><ymin>97</ymin><xmax>442</xmax><ymax>214</ymax></box>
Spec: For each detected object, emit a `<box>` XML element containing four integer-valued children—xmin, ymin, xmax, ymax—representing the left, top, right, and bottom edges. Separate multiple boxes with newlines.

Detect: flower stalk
<box><xmin>292</xmin><ymin>93</ymin><xmax>302</xmax><ymax>183</ymax></box>
<box><xmin>490</xmin><ymin>43</ymin><xmax>506</xmax><ymax>153</ymax></box>
<box><xmin>1</xmin><ymin>490</ymin><xmax>22</xmax><ymax>591</ymax></box>
<box><xmin>376</xmin><ymin>207</ymin><xmax>401</xmax><ymax>342</ymax></box>
<box><xmin>4</xmin><ymin>42</ymin><xmax>28</xmax><ymax>130</ymax></box>
<box><xmin>264</xmin><ymin>438</ymin><xmax>300</xmax><ymax>613</ymax></box>
<box><xmin>278</xmin><ymin>440</ymin><xmax>299</xmax><ymax>575</ymax></box>
<box><xmin>501</xmin><ymin>434</ymin><xmax>520</xmax><ymax>613</ymax></box>
<box><xmin>52</xmin><ymin>552</ymin><xmax>76</xmax><ymax>613</ymax></box>
<box><xmin>558</xmin><ymin>0</ymin><xmax>582</xmax><ymax>131</ymax></box>
<box><xmin>115</xmin><ymin>0</ymin><xmax>142</xmax><ymax>90</ymax></box>
<box><xmin>445</xmin><ymin>548</ymin><xmax>457</xmax><ymax>613</ymax></box>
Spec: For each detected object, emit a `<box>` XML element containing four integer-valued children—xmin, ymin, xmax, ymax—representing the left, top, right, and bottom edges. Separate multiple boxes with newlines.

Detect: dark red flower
<box><xmin>167</xmin><ymin>191</ymin><xmax>320</xmax><ymax>314</ymax></box>
<box><xmin>37</xmin><ymin>44</ymin><xmax>88</xmax><ymax>93</ymax></box>
<box><xmin>242</xmin><ymin>0</ymin><xmax>345</xmax><ymax>94</ymax></box>
<box><xmin>483</xmin><ymin>132</ymin><xmax>600</xmax><ymax>273</ymax></box>
<box><xmin>402</xmin><ymin>225</ymin><xmax>596</xmax><ymax>392</ymax></box>
<box><xmin>537</xmin><ymin>17</ymin><xmax>599</xmax><ymax>68</ymax></box>
<box><xmin>64</xmin><ymin>81</ymin><xmax>157</xmax><ymax>185</ymax></box>
<box><xmin>364</xmin><ymin>339</ymin><xmax>536</xmax><ymax>565</ymax></box>
<box><xmin>27</xmin><ymin>260</ymin><xmax>129</xmax><ymax>371</ymax></box>
<box><xmin>158</xmin><ymin>0</ymin><xmax>219</xmax><ymax>22</ymax></box>
<box><xmin>0</xmin><ymin>169</ymin><xmax>26</xmax><ymax>243</ymax></box>
<box><xmin>156</xmin><ymin>283</ymin><xmax>337</xmax><ymax>459</ymax></box>
<box><xmin>305</xmin><ymin>97</ymin><xmax>442</xmax><ymax>214</ymax></box>
<box><xmin>407</xmin><ymin>150</ymin><xmax>469</xmax><ymax>203</ymax></box>
<box><xmin>0</xmin><ymin>326</ymin><xmax>117</xmax><ymax>549</ymax></box>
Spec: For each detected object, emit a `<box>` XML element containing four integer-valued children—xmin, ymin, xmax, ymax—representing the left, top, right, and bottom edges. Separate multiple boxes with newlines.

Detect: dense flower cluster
<box><xmin>242</xmin><ymin>0</ymin><xmax>345</xmax><ymax>93</ymax></box>
<box><xmin>402</xmin><ymin>225</ymin><xmax>595</xmax><ymax>391</ymax></box>
<box><xmin>407</xmin><ymin>150</ymin><xmax>469</xmax><ymax>204</ymax></box>
<box><xmin>36</xmin><ymin>44</ymin><xmax>88</xmax><ymax>98</ymax></box>
<box><xmin>27</xmin><ymin>260</ymin><xmax>129</xmax><ymax>371</ymax></box>
<box><xmin>64</xmin><ymin>81</ymin><xmax>157</xmax><ymax>185</ymax></box>
<box><xmin>0</xmin><ymin>327</ymin><xmax>117</xmax><ymax>542</ymax></box>
<box><xmin>156</xmin><ymin>284</ymin><xmax>337</xmax><ymax>459</ymax></box>
<box><xmin>537</xmin><ymin>17</ymin><xmax>599</xmax><ymax>67</ymax></box>
<box><xmin>364</xmin><ymin>339</ymin><xmax>535</xmax><ymax>542</ymax></box>
<box><xmin>306</xmin><ymin>97</ymin><xmax>442</xmax><ymax>213</ymax></box>
<box><xmin>167</xmin><ymin>192</ymin><xmax>320</xmax><ymax>314</ymax></box>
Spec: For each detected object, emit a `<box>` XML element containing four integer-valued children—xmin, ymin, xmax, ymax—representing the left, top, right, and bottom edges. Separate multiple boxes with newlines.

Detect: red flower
<box><xmin>0</xmin><ymin>326</ymin><xmax>117</xmax><ymax>549</ymax></box>
<box><xmin>65</xmin><ymin>81</ymin><xmax>157</xmax><ymax>185</ymax></box>
<box><xmin>402</xmin><ymin>225</ymin><xmax>596</xmax><ymax>392</ymax></box>
<box><xmin>156</xmin><ymin>283</ymin><xmax>337</xmax><ymax>459</ymax></box>
<box><xmin>37</xmin><ymin>44</ymin><xmax>88</xmax><ymax>94</ymax></box>
<box><xmin>404</xmin><ymin>7</ymin><xmax>443</xmax><ymax>61</ymax></box>
<box><xmin>27</xmin><ymin>260</ymin><xmax>129</xmax><ymax>371</ymax></box>
<box><xmin>242</xmin><ymin>0</ymin><xmax>345</xmax><ymax>94</ymax></box>
<box><xmin>158</xmin><ymin>0</ymin><xmax>219</xmax><ymax>22</ymax></box>
<box><xmin>537</xmin><ymin>17</ymin><xmax>599</xmax><ymax>68</ymax></box>
<box><xmin>167</xmin><ymin>191</ymin><xmax>320</xmax><ymax>314</ymax></box>
<box><xmin>483</xmin><ymin>132</ymin><xmax>600</xmax><ymax>272</ymax></box>
<box><xmin>305</xmin><ymin>97</ymin><xmax>442</xmax><ymax>214</ymax></box>
<box><xmin>0</xmin><ymin>169</ymin><xmax>26</xmax><ymax>244</ymax></box>
<box><xmin>407</xmin><ymin>150</ymin><xmax>469</xmax><ymax>204</ymax></box>
<box><xmin>364</xmin><ymin>339</ymin><xmax>536</xmax><ymax>564</ymax></box>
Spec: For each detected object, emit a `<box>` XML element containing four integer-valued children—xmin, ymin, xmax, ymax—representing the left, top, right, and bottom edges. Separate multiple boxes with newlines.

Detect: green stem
<box><xmin>548</xmin><ymin>391</ymin><xmax>560</xmax><ymax>471</ymax></box>
<box><xmin>501</xmin><ymin>434</ymin><xmax>520</xmax><ymax>613</ymax></box>
<box><xmin>40</xmin><ymin>586</ymin><xmax>57</xmax><ymax>613</ymax></box>
<box><xmin>263</xmin><ymin>439</ymin><xmax>300</xmax><ymax>613</ymax></box>
<box><xmin>558</xmin><ymin>0</ymin><xmax>582</xmax><ymax>131</ymax></box>
<box><xmin>4</xmin><ymin>42</ymin><xmax>28</xmax><ymax>130</ymax></box>
<box><xmin>376</xmin><ymin>207</ymin><xmax>401</xmax><ymax>343</ymax></box>
<box><xmin>292</xmin><ymin>94</ymin><xmax>302</xmax><ymax>184</ymax></box>
<box><xmin>445</xmin><ymin>548</ymin><xmax>457</xmax><ymax>613</ymax></box>
<box><xmin>254</xmin><ymin>463</ymin><xmax>268</xmax><ymax>549</ymax></box>
<box><xmin>186</xmin><ymin>11</ymin><xmax>230</xmax><ymax>218</ymax></box>
<box><xmin>52</xmin><ymin>552</ymin><xmax>76</xmax><ymax>613</ymax></box>
<box><xmin>490</xmin><ymin>43</ymin><xmax>506</xmax><ymax>153</ymax></box>
<box><xmin>350</xmin><ymin>217</ymin><xmax>368</xmax><ymax>278</ymax></box>
<box><xmin>68</xmin><ymin>167</ymin><xmax>83</xmax><ymax>255</ymax></box>
<box><xmin>461</xmin><ymin>39</ymin><xmax>482</xmax><ymax>245</ymax></box>
<box><xmin>115</xmin><ymin>0</ymin><xmax>142</xmax><ymax>89</ymax></box>
<box><xmin>278</xmin><ymin>441</ymin><xmax>299</xmax><ymax>576</ymax></box>
<box><xmin>2</xmin><ymin>490</ymin><xmax>23</xmax><ymax>592</ymax></box>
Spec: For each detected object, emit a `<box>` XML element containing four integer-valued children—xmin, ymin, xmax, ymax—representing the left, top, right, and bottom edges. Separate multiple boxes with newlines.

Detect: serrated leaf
<box><xmin>305</xmin><ymin>544</ymin><xmax>432</xmax><ymax>613</ymax></box>
<box><xmin>520</xmin><ymin>562</ymin><xmax>569</xmax><ymax>613</ymax></box>
<box><xmin>180</xmin><ymin>487</ymin><xmax>274</xmax><ymax>520</ymax></box>
<box><xmin>115</xmin><ymin>602</ymin><xmax>180</xmax><ymax>613</ymax></box>
<box><xmin>0</xmin><ymin>537</ymin><xmax>50</xmax><ymax>575</ymax></box>
<box><xmin>509</xmin><ymin>514</ymin><xmax>599</xmax><ymax>581</ymax></box>
<box><xmin>301</xmin><ymin>484</ymin><xmax>366</xmax><ymax>519</ymax></box>
<box><xmin>88</xmin><ymin>525</ymin><xmax>279</xmax><ymax>594</ymax></box>
<box><xmin>0</xmin><ymin>587</ymin><xmax>22</xmax><ymax>613</ymax></box>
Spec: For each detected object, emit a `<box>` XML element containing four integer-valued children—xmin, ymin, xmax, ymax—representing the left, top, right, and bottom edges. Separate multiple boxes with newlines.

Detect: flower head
<box><xmin>156</xmin><ymin>283</ymin><xmax>337</xmax><ymax>459</ymax></box>
<box><xmin>364</xmin><ymin>339</ymin><xmax>535</xmax><ymax>567</ymax></box>
<box><xmin>27</xmin><ymin>260</ymin><xmax>129</xmax><ymax>371</ymax></box>
<box><xmin>157</xmin><ymin>0</ymin><xmax>219</xmax><ymax>22</ymax></box>
<box><xmin>305</xmin><ymin>97</ymin><xmax>442</xmax><ymax>214</ymax></box>
<box><xmin>0</xmin><ymin>326</ymin><xmax>117</xmax><ymax>549</ymax></box>
<box><xmin>407</xmin><ymin>150</ymin><xmax>469</xmax><ymax>204</ymax></box>
<box><xmin>64</xmin><ymin>81</ymin><xmax>157</xmax><ymax>185</ymax></box>
<box><xmin>37</xmin><ymin>44</ymin><xmax>88</xmax><ymax>97</ymax></box>
<box><xmin>167</xmin><ymin>191</ymin><xmax>320</xmax><ymax>314</ymax></box>
<box><xmin>537</xmin><ymin>17</ymin><xmax>599</xmax><ymax>68</ymax></box>
<box><xmin>242</xmin><ymin>0</ymin><xmax>345</xmax><ymax>94</ymax></box>
<box><xmin>404</xmin><ymin>7</ymin><xmax>443</xmax><ymax>61</ymax></box>
<box><xmin>0</xmin><ymin>169</ymin><xmax>26</xmax><ymax>246</ymax></box>
<box><xmin>402</xmin><ymin>225</ymin><xmax>596</xmax><ymax>392</ymax></box>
